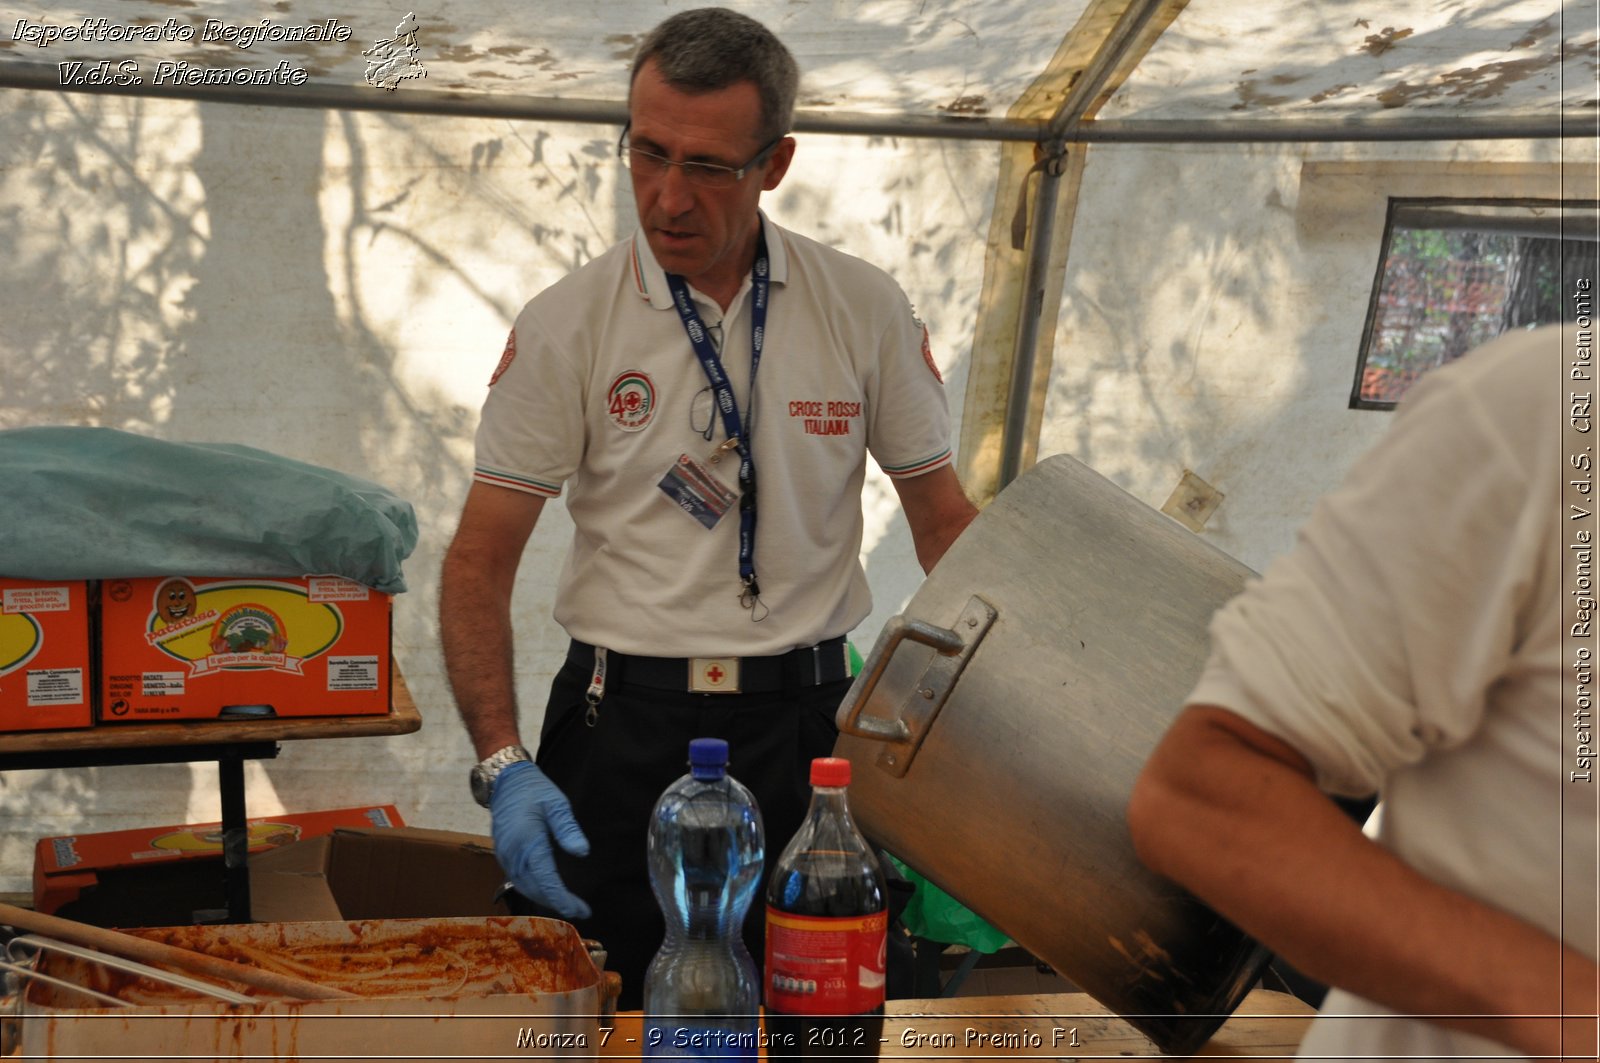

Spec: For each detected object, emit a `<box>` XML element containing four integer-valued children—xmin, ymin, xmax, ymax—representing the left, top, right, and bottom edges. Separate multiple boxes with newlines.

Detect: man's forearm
<box><xmin>1128</xmin><ymin>706</ymin><xmax>1598</xmax><ymax>1058</ymax></box>
<box><xmin>894</xmin><ymin>464</ymin><xmax>979</xmax><ymax>573</ymax></box>
<box><xmin>440</xmin><ymin>549</ymin><xmax>525</xmax><ymax>759</ymax></box>
<box><xmin>914</xmin><ymin>505</ymin><xmax>976</xmax><ymax>573</ymax></box>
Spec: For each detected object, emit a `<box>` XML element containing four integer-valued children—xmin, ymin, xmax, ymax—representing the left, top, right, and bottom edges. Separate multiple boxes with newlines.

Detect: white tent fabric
<box><xmin>1105</xmin><ymin>0</ymin><xmax>1593</xmax><ymax>121</ymax></box>
<box><xmin>0</xmin><ymin>1</ymin><xmax>1593</xmax><ymax>906</ymax></box>
<box><xmin>9</xmin><ymin>1</ymin><xmax>1085</xmax><ymax>117</ymax></box>
<box><xmin>16</xmin><ymin>0</ymin><xmax>1589</xmax><ymax>120</ymax></box>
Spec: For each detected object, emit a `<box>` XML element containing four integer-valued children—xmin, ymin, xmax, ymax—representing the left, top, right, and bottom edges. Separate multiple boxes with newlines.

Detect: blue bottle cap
<box><xmin>688</xmin><ymin>737</ymin><xmax>729</xmax><ymax>780</ymax></box>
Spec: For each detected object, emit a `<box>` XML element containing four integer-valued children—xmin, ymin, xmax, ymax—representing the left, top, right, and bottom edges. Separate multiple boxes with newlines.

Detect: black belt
<box><xmin>567</xmin><ymin>637</ymin><xmax>851</xmax><ymax>695</ymax></box>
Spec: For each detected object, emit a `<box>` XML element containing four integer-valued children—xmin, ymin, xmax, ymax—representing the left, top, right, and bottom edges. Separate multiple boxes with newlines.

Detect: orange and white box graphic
<box><xmin>0</xmin><ymin>578</ymin><xmax>93</xmax><ymax>733</ymax></box>
<box><xmin>99</xmin><ymin>575</ymin><xmax>392</xmax><ymax>722</ymax></box>
<box><xmin>32</xmin><ymin>803</ymin><xmax>405</xmax><ymax>915</ymax></box>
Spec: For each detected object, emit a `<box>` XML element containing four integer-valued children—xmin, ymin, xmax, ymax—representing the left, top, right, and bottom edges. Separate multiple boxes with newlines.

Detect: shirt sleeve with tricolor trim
<box><xmin>864</xmin><ymin>286</ymin><xmax>955</xmax><ymax>480</ymax></box>
<box><xmin>472</xmin><ymin>297</ymin><xmax>588</xmax><ymax>498</ymax></box>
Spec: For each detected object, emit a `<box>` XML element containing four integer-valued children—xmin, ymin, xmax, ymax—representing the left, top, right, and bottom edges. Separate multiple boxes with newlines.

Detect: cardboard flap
<box><xmin>36</xmin><ymin>805</ymin><xmax>403</xmax><ymax>921</ymax></box>
<box><xmin>247</xmin><ymin>835</ymin><xmax>347</xmax><ymax>923</ymax></box>
<box><xmin>250</xmin><ymin>826</ymin><xmax>508</xmax><ymax>923</ymax></box>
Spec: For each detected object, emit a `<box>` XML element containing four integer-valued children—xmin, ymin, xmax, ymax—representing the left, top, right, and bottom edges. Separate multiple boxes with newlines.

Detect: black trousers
<box><xmin>527</xmin><ymin>656</ymin><xmax>848</xmax><ymax>1011</ymax></box>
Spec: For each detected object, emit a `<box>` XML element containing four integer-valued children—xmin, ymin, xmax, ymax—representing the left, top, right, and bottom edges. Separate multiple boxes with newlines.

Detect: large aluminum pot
<box><xmin>836</xmin><ymin>455</ymin><xmax>1270</xmax><ymax>1055</ymax></box>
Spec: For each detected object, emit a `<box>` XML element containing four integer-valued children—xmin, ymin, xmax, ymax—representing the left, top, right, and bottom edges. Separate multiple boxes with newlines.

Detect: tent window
<box><xmin>1352</xmin><ymin>199</ymin><xmax>1600</xmax><ymax>409</ymax></box>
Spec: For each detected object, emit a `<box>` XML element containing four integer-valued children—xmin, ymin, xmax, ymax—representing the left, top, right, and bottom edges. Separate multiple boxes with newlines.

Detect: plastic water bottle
<box><xmin>644</xmin><ymin>738</ymin><xmax>766</xmax><ymax>1061</ymax></box>
<box><xmin>764</xmin><ymin>757</ymin><xmax>887</xmax><ymax>1060</ymax></box>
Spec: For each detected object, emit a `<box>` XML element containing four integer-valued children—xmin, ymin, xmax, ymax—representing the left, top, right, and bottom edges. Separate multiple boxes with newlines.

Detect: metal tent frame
<box><xmin>1</xmin><ymin>0</ymin><xmax>1586</xmax><ymax>491</ymax></box>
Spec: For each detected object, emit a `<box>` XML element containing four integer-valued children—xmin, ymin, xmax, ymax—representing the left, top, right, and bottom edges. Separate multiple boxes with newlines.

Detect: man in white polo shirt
<box><xmin>1128</xmin><ymin>324</ymin><xmax>1598</xmax><ymax>1060</ymax></box>
<box><xmin>440</xmin><ymin>7</ymin><xmax>977</xmax><ymax>1008</ymax></box>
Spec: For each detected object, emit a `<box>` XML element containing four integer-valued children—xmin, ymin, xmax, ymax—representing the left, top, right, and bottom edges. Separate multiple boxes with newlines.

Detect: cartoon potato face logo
<box><xmin>155</xmin><ymin>579</ymin><xmax>198</xmax><ymax>624</ymax></box>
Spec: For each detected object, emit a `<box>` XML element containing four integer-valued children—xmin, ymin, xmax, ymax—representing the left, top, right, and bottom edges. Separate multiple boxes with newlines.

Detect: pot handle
<box><xmin>836</xmin><ymin>595</ymin><xmax>996</xmax><ymax>775</ymax></box>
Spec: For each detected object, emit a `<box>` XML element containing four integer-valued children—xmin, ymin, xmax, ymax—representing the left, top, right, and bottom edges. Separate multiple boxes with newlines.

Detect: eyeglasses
<box><xmin>618</xmin><ymin>124</ymin><xmax>783</xmax><ymax>189</ymax></box>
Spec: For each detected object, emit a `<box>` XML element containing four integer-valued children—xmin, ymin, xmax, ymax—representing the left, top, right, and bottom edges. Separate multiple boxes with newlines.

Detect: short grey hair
<box><xmin>630</xmin><ymin>8</ymin><xmax>799</xmax><ymax>144</ymax></box>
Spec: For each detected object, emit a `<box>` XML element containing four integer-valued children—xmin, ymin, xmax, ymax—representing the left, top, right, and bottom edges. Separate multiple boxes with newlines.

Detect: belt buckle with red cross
<box><xmin>689</xmin><ymin>657</ymin><xmax>741</xmax><ymax>693</ymax></box>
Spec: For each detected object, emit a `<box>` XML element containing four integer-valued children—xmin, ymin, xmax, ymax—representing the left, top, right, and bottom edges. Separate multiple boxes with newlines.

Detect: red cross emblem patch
<box><xmin>689</xmin><ymin>657</ymin><xmax>740</xmax><ymax>693</ymax></box>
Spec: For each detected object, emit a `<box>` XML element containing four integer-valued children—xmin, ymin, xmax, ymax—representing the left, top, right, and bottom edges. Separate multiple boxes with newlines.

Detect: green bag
<box><xmin>886</xmin><ymin>854</ymin><xmax>1010</xmax><ymax>953</ymax></box>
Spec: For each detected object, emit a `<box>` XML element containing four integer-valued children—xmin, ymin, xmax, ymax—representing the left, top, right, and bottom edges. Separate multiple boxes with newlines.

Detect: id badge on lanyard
<box><xmin>655</xmin><ymin>230</ymin><xmax>770</xmax><ymax>610</ymax></box>
<box><xmin>659</xmin><ymin>441</ymin><xmax>740</xmax><ymax>530</ymax></box>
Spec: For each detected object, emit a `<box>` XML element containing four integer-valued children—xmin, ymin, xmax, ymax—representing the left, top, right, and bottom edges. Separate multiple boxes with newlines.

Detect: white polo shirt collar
<box><xmin>629</xmin><ymin>212</ymin><xmax>788</xmax><ymax>310</ymax></box>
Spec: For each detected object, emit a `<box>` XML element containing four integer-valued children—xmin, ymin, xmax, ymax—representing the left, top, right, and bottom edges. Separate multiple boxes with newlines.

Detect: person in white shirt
<box><xmin>441</xmin><ymin>7</ymin><xmax>977</xmax><ymax>1009</ymax></box>
<box><xmin>1129</xmin><ymin>323</ymin><xmax>1598</xmax><ymax>1060</ymax></box>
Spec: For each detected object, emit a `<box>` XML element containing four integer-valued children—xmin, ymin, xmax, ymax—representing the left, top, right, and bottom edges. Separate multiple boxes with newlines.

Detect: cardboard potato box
<box><xmin>99</xmin><ymin>575</ymin><xmax>392</xmax><ymax>722</ymax></box>
<box><xmin>0</xmin><ymin>577</ymin><xmax>93</xmax><ymax>732</ymax></box>
<box><xmin>33</xmin><ymin>803</ymin><xmax>404</xmax><ymax>923</ymax></box>
<box><xmin>248</xmin><ymin>826</ymin><xmax>510</xmax><ymax>923</ymax></box>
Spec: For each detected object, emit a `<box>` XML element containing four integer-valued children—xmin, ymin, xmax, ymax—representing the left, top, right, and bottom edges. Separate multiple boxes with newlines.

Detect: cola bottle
<box><xmin>764</xmin><ymin>757</ymin><xmax>887</xmax><ymax>1060</ymax></box>
<box><xmin>643</xmin><ymin>738</ymin><xmax>766</xmax><ymax>1061</ymax></box>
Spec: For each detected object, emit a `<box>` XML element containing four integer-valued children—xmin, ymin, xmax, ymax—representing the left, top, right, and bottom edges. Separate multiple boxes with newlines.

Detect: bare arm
<box><xmin>440</xmin><ymin>482</ymin><xmax>546</xmax><ymax>760</ymax></box>
<box><xmin>890</xmin><ymin>464</ymin><xmax>978</xmax><ymax>573</ymax></box>
<box><xmin>1127</xmin><ymin>705</ymin><xmax>1598</xmax><ymax>1059</ymax></box>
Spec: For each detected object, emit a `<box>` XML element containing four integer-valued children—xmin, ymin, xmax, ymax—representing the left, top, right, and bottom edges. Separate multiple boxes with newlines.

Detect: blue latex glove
<box><xmin>490</xmin><ymin>760</ymin><xmax>592</xmax><ymax>920</ymax></box>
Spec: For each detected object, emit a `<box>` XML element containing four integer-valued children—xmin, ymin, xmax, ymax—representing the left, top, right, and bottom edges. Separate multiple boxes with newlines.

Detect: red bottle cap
<box><xmin>810</xmin><ymin>757</ymin><xmax>851</xmax><ymax>788</ymax></box>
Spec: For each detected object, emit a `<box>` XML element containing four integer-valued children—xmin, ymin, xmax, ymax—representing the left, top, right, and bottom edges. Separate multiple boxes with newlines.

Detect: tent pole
<box><xmin>1050</xmin><ymin>0</ymin><xmax>1172</xmax><ymax>141</ymax></box>
<box><xmin>995</xmin><ymin>0</ymin><xmax>1170</xmax><ymax>490</ymax></box>
<box><xmin>0</xmin><ymin>62</ymin><xmax>1579</xmax><ymax>143</ymax></box>
<box><xmin>1072</xmin><ymin>116</ymin><xmax>1583</xmax><ymax>141</ymax></box>
<box><xmin>998</xmin><ymin>142</ymin><xmax>1066</xmax><ymax>489</ymax></box>
<box><xmin>0</xmin><ymin>60</ymin><xmax>1042</xmax><ymax>141</ymax></box>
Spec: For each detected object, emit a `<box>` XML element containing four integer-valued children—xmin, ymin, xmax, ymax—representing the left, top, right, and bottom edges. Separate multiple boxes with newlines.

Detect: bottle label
<box><xmin>763</xmin><ymin>908</ymin><xmax>887</xmax><ymax>1014</ymax></box>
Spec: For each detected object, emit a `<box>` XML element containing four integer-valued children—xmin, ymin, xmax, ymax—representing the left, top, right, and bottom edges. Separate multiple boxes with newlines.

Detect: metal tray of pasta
<box><xmin>17</xmin><ymin>915</ymin><xmax>617</xmax><ymax>1060</ymax></box>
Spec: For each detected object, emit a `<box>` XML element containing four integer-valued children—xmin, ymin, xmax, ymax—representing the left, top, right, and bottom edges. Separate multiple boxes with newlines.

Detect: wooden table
<box><xmin>0</xmin><ymin>668</ymin><xmax>422</xmax><ymax>757</ymax></box>
<box><xmin>0</xmin><ymin>669</ymin><xmax>422</xmax><ymax>921</ymax></box>
<box><xmin>600</xmin><ymin>990</ymin><xmax>1314</xmax><ymax>1060</ymax></box>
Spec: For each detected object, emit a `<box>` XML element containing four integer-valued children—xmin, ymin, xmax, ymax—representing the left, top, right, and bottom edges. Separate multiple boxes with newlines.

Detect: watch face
<box><xmin>470</xmin><ymin>746</ymin><xmax>529</xmax><ymax>807</ymax></box>
<box><xmin>470</xmin><ymin>765</ymin><xmax>492</xmax><ymax>806</ymax></box>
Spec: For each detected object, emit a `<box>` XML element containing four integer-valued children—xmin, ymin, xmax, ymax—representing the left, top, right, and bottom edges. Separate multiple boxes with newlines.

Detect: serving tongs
<box><xmin>4</xmin><ymin>934</ymin><xmax>255</xmax><ymax>1006</ymax></box>
<box><xmin>0</xmin><ymin>901</ymin><xmax>355</xmax><ymax>1002</ymax></box>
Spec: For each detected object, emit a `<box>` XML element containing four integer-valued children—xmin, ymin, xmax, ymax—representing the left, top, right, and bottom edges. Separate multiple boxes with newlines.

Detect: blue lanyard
<box><xmin>665</xmin><ymin>228</ymin><xmax>770</xmax><ymax>608</ymax></box>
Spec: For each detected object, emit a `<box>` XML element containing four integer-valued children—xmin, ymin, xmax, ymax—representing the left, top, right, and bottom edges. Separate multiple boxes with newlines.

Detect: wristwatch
<box><xmin>470</xmin><ymin>744</ymin><xmax>532</xmax><ymax>807</ymax></box>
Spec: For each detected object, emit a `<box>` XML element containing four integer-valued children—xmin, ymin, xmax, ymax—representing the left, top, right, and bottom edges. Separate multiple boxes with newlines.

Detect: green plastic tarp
<box><xmin>0</xmin><ymin>427</ymin><xmax>417</xmax><ymax>594</ymax></box>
